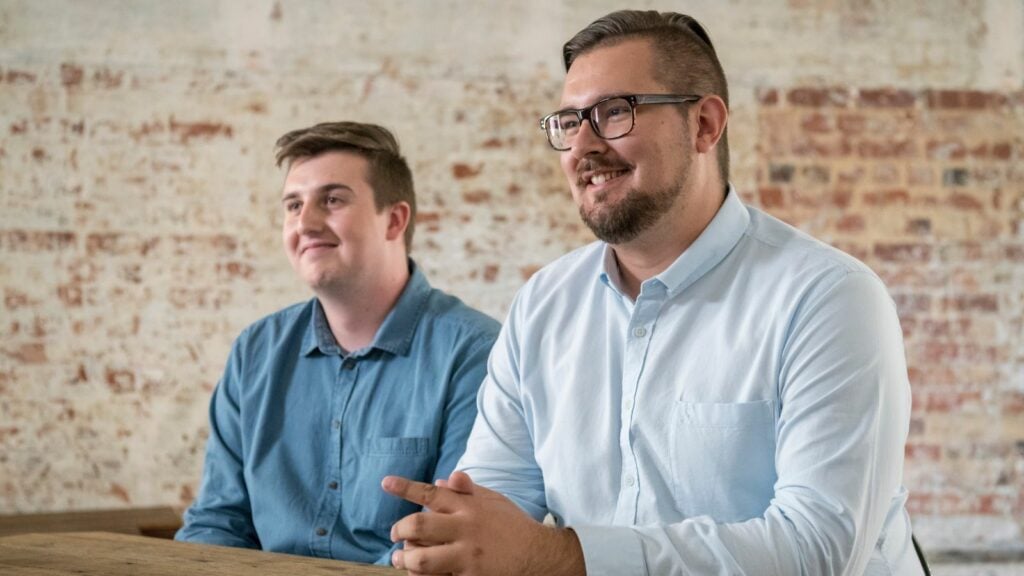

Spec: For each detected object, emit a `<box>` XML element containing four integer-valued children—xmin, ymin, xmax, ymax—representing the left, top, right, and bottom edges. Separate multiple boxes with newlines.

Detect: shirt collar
<box><xmin>301</xmin><ymin>259</ymin><xmax>432</xmax><ymax>357</ymax></box>
<box><xmin>600</xmin><ymin>184</ymin><xmax>750</xmax><ymax>298</ymax></box>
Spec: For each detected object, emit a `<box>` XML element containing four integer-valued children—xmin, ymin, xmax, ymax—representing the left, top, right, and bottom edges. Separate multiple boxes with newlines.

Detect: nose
<box><xmin>567</xmin><ymin>118</ymin><xmax>608</xmax><ymax>160</ymax></box>
<box><xmin>296</xmin><ymin>202</ymin><xmax>325</xmax><ymax>234</ymax></box>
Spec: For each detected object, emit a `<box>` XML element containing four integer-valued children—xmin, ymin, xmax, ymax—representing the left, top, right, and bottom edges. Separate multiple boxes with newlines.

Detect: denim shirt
<box><xmin>177</xmin><ymin>262</ymin><xmax>499</xmax><ymax>564</ymax></box>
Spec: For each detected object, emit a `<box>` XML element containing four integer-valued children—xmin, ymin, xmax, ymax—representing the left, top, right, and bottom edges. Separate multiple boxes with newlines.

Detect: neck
<box><xmin>612</xmin><ymin>180</ymin><xmax>726</xmax><ymax>300</ymax></box>
<box><xmin>317</xmin><ymin>259</ymin><xmax>410</xmax><ymax>352</ymax></box>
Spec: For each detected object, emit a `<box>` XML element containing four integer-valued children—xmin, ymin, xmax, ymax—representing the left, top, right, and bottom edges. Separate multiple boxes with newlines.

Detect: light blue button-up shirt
<box><xmin>459</xmin><ymin>189</ymin><xmax>922</xmax><ymax>575</ymax></box>
<box><xmin>177</xmin><ymin>262</ymin><xmax>499</xmax><ymax>565</ymax></box>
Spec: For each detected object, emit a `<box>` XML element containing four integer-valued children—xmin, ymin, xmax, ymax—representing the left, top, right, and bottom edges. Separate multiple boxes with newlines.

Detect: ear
<box><xmin>694</xmin><ymin>95</ymin><xmax>728</xmax><ymax>155</ymax></box>
<box><xmin>384</xmin><ymin>201</ymin><xmax>411</xmax><ymax>243</ymax></box>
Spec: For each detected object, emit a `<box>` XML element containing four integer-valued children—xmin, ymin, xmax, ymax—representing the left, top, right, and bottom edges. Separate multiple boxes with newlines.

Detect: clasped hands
<box><xmin>381</xmin><ymin>471</ymin><xmax>585</xmax><ymax>576</ymax></box>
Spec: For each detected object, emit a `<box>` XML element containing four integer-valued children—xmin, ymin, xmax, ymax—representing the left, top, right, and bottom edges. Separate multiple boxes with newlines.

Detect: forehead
<box><xmin>560</xmin><ymin>38</ymin><xmax>665</xmax><ymax>108</ymax></box>
<box><xmin>283</xmin><ymin>150</ymin><xmax>370</xmax><ymax>189</ymax></box>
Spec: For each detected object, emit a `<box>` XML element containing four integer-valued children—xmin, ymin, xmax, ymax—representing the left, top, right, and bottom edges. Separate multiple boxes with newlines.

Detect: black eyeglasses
<box><xmin>539</xmin><ymin>94</ymin><xmax>702</xmax><ymax>151</ymax></box>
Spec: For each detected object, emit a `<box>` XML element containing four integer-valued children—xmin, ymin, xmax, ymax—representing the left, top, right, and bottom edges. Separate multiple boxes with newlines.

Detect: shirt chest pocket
<box><xmin>669</xmin><ymin>400</ymin><xmax>776</xmax><ymax>523</ymax></box>
<box><xmin>346</xmin><ymin>437</ymin><xmax>433</xmax><ymax>531</ymax></box>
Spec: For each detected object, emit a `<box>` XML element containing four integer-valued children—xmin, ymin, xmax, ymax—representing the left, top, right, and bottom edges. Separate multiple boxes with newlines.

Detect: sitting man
<box><xmin>176</xmin><ymin>121</ymin><xmax>499</xmax><ymax>565</ymax></box>
<box><xmin>383</xmin><ymin>10</ymin><xmax>924</xmax><ymax>576</ymax></box>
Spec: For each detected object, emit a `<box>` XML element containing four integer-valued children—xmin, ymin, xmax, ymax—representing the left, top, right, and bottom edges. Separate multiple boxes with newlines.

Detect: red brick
<box><xmin>892</xmin><ymin>293</ymin><xmax>932</xmax><ymax>315</ymax></box>
<box><xmin>949</xmin><ymin>192</ymin><xmax>983</xmax><ymax>210</ymax></box>
<box><xmin>862</xmin><ymin>188</ymin><xmax>910</xmax><ymax>206</ymax></box>
<box><xmin>874</xmin><ymin>242</ymin><xmax>932</xmax><ymax>262</ymax></box>
<box><xmin>905</xmin><ymin>443</ymin><xmax>942</xmax><ymax>461</ymax></box>
<box><xmin>857</xmin><ymin>138</ymin><xmax>915</xmax><ymax>158</ymax></box>
<box><xmin>462</xmin><ymin>190</ymin><xmax>491</xmax><ymax>204</ymax></box>
<box><xmin>482</xmin><ymin>264</ymin><xmax>499</xmax><ymax>283</ymax></box>
<box><xmin>8</xmin><ymin>342</ymin><xmax>47</xmax><ymax>364</ymax></box>
<box><xmin>4</xmin><ymin>69</ymin><xmax>37</xmax><ymax>84</ymax></box>
<box><xmin>758</xmin><ymin>186</ymin><xmax>785</xmax><ymax>208</ymax></box>
<box><xmin>168</xmin><ymin>117</ymin><xmax>233</xmax><ymax>143</ymax></box>
<box><xmin>926</xmin><ymin>89</ymin><xmax>1008</xmax><ymax>109</ymax></box>
<box><xmin>926</xmin><ymin>139</ymin><xmax>966</xmax><ymax>160</ymax></box>
<box><xmin>0</xmin><ymin>230</ymin><xmax>77</xmax><ymax>252</ymax></box>
<box><xmin>836</xmin><ymin>113</ymin><xmax>866</xmax><ymax>134</ymax></box>
<box><xmin>858</xmin><ymin>88</ymin><xmax>916</xmax><ymax>108</ymax></box>
<box><xmin>755</xmin><ymin>88</ymin><xmax>778</xmax><ymax>105</ymax></box>
<box><xmin>786</xmin><ymin>87</ymin><xmax>850</xmax><ymax>107</ymax></box>
<box><xmin>800</xmin><ymin>113</ymin><xmax>831</xmax><ymax>133</ymax></box>
<box><xmin>901</xmin><ymin>218</ymin><xmax>930</xmax><ymax>237</ymax></box>
<box><xmin>451</xmin><ymin>163</ymin><xmax>482</xmax><ymax>179</ymax></box>
<box><xmin>60</xmin><ymin>63</ymin><xmax>83</xmax><ymax>87</ymax></box>
<box><xmin>944</xmin><ymin>294</ymin><xmax>999</xmax><ymax>313</ymax></box>
<box><xmin>835</xmin><ymin>214</ymin><xmax>864</xmax><ymax>232</ymax></box>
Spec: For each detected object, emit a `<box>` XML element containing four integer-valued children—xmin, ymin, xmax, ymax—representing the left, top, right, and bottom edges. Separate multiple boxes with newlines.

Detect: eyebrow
<box><xmin>556</xmin><ymin>92</ymin><xmax>629</xmax><ymax>112</ymax></box>
<box><xmin>281</xmin><ymin>183</ymin><xmax>354</xmax><ymax>202</ymax></box>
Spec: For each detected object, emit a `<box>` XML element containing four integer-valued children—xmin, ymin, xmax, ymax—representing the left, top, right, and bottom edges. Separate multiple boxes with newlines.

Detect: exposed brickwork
<box><xmin>1</xmin><ymin>0</ymin><xmax>1022</xmax><ymax>563</ymax></box>
<box><xmin>756</xmin><ymin>87</ymin><xmax>1024</xmax><ymax>552</ymax></box>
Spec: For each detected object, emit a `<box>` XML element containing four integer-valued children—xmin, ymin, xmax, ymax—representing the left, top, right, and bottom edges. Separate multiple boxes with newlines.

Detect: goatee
<box><xmin>579</xmin><ymin>181</ymin><xmax>682</xmax><ymax>244</ymax></box>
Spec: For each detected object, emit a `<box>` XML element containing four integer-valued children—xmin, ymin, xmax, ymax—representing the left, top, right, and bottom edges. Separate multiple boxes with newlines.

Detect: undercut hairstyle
<box><xmin>563</xmin><ymin>10</ymin><xmax>730</xmax><ymax>185</ymax></box>
<box><xmin>274</xmin><ymin>121</ymin><xmax>417</xmax><ymax>252</ymax></box>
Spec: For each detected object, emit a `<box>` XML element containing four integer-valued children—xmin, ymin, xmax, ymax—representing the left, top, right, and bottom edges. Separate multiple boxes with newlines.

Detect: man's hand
<box><xmin>382</xmin><ymin>471</ymin><xmax>585</xmax><ymax>576</ymax></box>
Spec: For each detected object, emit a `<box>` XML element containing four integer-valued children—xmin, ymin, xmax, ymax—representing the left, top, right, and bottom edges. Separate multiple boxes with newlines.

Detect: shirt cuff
<box><xmin>572</xmin><ymin>524</ymin><xmax>646</xmax><ymax>576</ymax></box>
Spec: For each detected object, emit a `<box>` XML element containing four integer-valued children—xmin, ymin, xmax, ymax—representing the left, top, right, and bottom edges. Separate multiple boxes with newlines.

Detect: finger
<box><xmin>391</xmin><ymin>511</ymin><xmax>462</xmax><ymax>544</ymax></box>
<box><xmin>445</xmin><ymin>470</ymin><xmax>476</xmax><ymax>495</ymax></box>
<box><xmin>383</xmin><ymin>476</ymin><xmax>459</xmax><ymax>512</ymax></box>
<box><xmin>397</xmin><ymin>542</ymin><xmax>463</xmax><ymax>575</ymax></box>
<box><xmin>435</xmin><ymin>479</ymin><xmax>448</xmax><ymax>488</ymax></box>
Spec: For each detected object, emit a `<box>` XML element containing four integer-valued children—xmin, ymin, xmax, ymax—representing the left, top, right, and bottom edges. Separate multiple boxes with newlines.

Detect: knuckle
<box><xmin>419</xmin><ymin>482</ymin><xmax>439</xmax><ymax>504</ymax></box>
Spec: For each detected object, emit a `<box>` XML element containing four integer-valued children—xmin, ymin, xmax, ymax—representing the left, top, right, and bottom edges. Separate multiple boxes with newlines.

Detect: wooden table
<box><xmin>0</xmin><ymin>531</ymin><xmax>403</xmax><ymax>575</ymax></box>
<box><xmin>0</xmin><ymin>507</ymin><xmax>183</xmax><ymax>539</ymax></box>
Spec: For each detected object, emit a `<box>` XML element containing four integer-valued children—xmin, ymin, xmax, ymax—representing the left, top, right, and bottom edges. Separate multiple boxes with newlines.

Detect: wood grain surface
<box><xmin>0</xmin><ymin>531</ymin><xmax>403</xmax><ymax>575</ymax></box>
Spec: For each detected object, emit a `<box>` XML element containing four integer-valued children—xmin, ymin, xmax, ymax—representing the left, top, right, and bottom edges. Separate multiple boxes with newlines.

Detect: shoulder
<box><xmin>233</xmin><ymin>299</ymin><xmax>315</xmax><ymax>350</ymax></box>
<box><xmin>735</xmin><ymin>207</ymin><xmax>897</xmax><ymax>330</ymax></box>
<box><xmin>419</xmin><ymin>288</ymin><xmax>501</xmax><ymax>343</ymax></box>
<box><xmin>514</xmin><ymin>241</ymin><xmax>605</xmax><ymax>306</ymax></box>
<box><xmin>742</xmin><ymin>206</ymin><xmax>885</xmax><ymax>292</ymax></box>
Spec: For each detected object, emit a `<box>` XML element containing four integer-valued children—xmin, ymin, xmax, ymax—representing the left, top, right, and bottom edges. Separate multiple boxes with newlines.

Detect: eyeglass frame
<box><xmin>539</xmin><ymin>93</ymin><xmax>703</xmax><ymax>151</ymax></box>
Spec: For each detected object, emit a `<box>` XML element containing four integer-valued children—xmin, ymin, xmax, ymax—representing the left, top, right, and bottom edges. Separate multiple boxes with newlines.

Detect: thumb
<box><xmin>446</xmin><ymin>470</ymin><xmax>476</xmax><ymax>494</ymax></box>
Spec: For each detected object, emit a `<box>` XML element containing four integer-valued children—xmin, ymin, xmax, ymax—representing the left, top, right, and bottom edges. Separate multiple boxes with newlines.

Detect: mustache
<box><xmin>576</xmin><ymin>156</ymin><xmax>632</xmax><ymax>186</ymax></box>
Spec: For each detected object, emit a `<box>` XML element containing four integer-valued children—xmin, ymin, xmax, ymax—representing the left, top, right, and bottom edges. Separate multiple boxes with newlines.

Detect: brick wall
<box><xmin>1</xmin><ymin>0</ymin><xmax>1021</xmax><ymax>557</ymax></box>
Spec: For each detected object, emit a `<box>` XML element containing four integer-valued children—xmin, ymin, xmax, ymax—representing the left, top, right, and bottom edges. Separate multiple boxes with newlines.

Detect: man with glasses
<box><xmin>176</xmin><ymin>121</ymin><xmax>499</xmax><ymax>565</ymax></box>
<box><xmin>384</xmin><ymin>10</ymin><xmax>922</xmax><ymax>576</ymax></box>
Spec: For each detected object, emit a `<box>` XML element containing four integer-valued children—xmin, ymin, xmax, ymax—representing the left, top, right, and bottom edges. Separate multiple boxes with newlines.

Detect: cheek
<box><xmin>559</xmin><ymin>153</ymin><xmax>577</xmax><ymax>179</ymax></box>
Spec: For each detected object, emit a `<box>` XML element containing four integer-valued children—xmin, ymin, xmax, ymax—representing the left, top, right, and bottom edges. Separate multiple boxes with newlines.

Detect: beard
<box><xmin>577</xmin><ymin>156</ymin><xmax>690</xmax><ymax>245</ymax></box>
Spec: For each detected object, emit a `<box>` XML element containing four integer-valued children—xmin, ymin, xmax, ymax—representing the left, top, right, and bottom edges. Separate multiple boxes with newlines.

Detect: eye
<box><xmin>325</xmin><ymin>195</ymin><xmax>345</xmax><ymax>207</ymax></box>
<box><xmin>558</xmin><ymin>115</ymin><xmax>580</xmax><ymax>131</ymax></box>
<box><xmin>284</xmin><ymin>200</ymin><xmax>301</xmax><ymax>213</ymax></box>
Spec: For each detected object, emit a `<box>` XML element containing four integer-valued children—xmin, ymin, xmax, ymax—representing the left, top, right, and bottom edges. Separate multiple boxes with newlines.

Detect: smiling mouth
<box><xmin>588</xmin><ymin>169</ymin><xmax>628</xmax><ymax>186</ymax></box>
<box><xmin>300</xmin><ymin>242</ymin><xmax>336</xmax><ymax>256</ymax></box>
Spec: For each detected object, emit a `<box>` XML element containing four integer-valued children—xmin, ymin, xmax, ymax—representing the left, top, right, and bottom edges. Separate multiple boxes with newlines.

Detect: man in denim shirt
<box><xmin>176</xmin><ymin>122</ymin><xmax>499</xmax><ymax>565</ymax></box>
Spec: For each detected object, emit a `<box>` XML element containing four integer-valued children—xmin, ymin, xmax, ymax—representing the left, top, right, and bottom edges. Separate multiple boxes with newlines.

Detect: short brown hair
<box><xmin>563</xmin><ymin>10</ymin><xmax>730</xmax><ymax>185</ymax></box>
<box><xmin>274</xmin><ymin>121</ymin><xmax>416</xmax><ymax>252</ymax></box>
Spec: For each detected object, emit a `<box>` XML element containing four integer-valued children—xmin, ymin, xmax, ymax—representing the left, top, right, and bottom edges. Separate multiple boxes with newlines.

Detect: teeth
<box><xmin>590</xmin><ymin>170</ymin><xmax>625</xmax><ymax>185</ymax></box>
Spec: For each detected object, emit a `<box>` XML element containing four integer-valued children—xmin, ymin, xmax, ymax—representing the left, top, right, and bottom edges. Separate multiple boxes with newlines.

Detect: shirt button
<box><xmin>315</xmin><ymin>528</ymin><xmax>327</xmax><ymax>536</ymax></box>
<box><xmin>332</xmin><ymin>420</ymin><xmax>340</xmax><ymax>429</ymax></box>
<box><xmin>328</xmin><ymin>481</ymin><xmax>338</xmax><ymax>490</ymax></box>
<box><xmin>633</xmin><ymin>327</ymin><xmax>647</xmax><ymax>338</ymax></box>
<box><xmin>342</xmin><ymin>359</ymin><xmax>356</xmax><ymax>370</ymax></box>
<box><xmin>623</xmin><ymin>399</ymin><xmax>633</xmax><ymax>411</ymax></box>
<box><xmin>625</xmin><ymin>475</ymin><xmax>636</xmax><ymax>487</ymax></box>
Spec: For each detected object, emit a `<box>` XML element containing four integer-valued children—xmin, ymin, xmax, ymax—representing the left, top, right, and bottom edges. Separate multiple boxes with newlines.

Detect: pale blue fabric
<box><xmin>459</xmin><ymin>189</ymin><xmax>923</xmax><ymax>575</ymax></box>
<box><xmin>177</xmin><ymin>262</ymin><xmax>499</xmax><ymax>565</ymax></box>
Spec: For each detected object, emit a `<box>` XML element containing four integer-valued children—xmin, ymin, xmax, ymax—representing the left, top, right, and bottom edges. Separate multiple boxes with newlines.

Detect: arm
<box><xmin>175</xmin><ymin>339</ymin><xmax>260</xmax><ymax>549</ymax></box>
<box><xmin>574</xmin><ymin>271</ymin><xmax>911</xmax><ymax>575</ymax></box>
<box><xmin>455</xmin><ymin>302</ymin><xmax>549</xmax><ymax>520</ymax></box>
